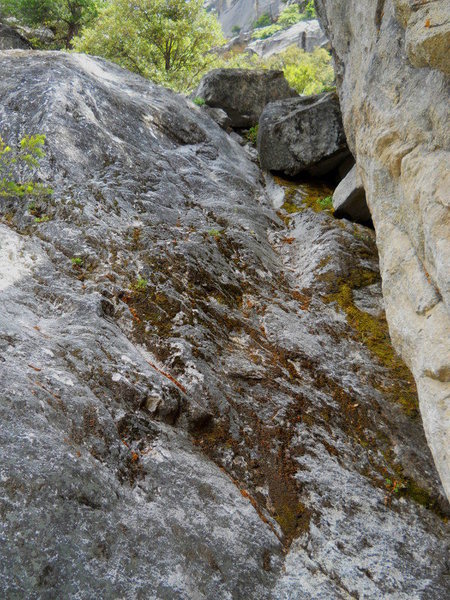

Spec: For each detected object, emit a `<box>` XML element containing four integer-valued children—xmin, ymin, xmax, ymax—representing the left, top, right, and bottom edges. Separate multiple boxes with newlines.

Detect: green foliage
<box><xmin>0</xmin><ymin>0</ymin><xmax>102</xmax><ymax>48</ymax></box>
<box><xmin>267</xmin><ymin>46</ymin><xmax>335</xmax><ymax>95</ymax></box>
<box><xmin>133</xmin><ymin>276</ymin><xmax>148</xmax><ymax>292</ymax></box>
<box><xmin>251</xmin><ymin>2</ymin><xmax>317</xmax><ymax>40</ymax></box>
<box><xmin>245</xmin><ymin>125</ymin><xmax>259</xmax><ymax>146</ymax></box>
<box><xmin>254</xmin><ymin>12</ymin><xmax>272</xmax><ymax>29</ymax></box>
<box><xmin>73</xmin><ymin>0</ymin><xmax>224</xmax><ymax>93</ymax></box>
<box><xmin>251</xmin><ymin>24</ymin><xmax>282</xmax><ymax>40</ymax></box>
<box><xmin>304</xmin><ymin>1</ymin><xmax>317</xmax><ymax>19</ymax></box>
<box><xmin>277</xmin><ymin>5</ymin><xmax>303</xmax><ymax>27</ymax></box>
<box><xmin>318</xmin><ymin>196</ymin><xmax>333</xmax><ymax>210</ymax></box>
<box><xmin>0</xmin><ymin>134</ymin><xmax>52</xmax><ymax>199</ymax></box>
<box><xmin>218</xmin><ymin>46</ymin><xmax>334</xmax><ymax>96</ymax></box>
<box><xmin>35</xmin><ymin>215</ymin><xmax>51</xmax><ymax>223</ymax></box>
<box><xmin>208</xmin><ymin>228</ymin><xmax>222</xmax><ymax>238</ymax></box>
<box><xmin>71</xmin><ymin>257</ymin><xmax>84</xmax><ymax>267</ymax></box>
<box><xmin>231</xmin><ymin>25</ymin><xmax>241</xmax><ymax>36</ymax></box>
<box><xmin>193</xmin><ymin>97</ymin><xmax>206</xmax><ymax>106</ymax></box>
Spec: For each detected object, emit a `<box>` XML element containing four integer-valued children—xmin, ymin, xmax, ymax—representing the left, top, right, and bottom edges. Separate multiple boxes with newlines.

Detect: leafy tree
<box><xmin>0</xmin><ymin>134</ymin><xmax>51</xmax><ymax>198</ymax></box>
<box><xmin>73</xmin><ymin>0</ymin><xmax>224</xmax><ymax>92</ymax></box>
<box><xmin>0</xmin><ymin>0</ymin><xmax>101</xmax><ymax>48</ymax></box>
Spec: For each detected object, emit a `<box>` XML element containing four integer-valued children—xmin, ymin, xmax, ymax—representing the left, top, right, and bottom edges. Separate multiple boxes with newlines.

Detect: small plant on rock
<box><xmin>193</xmin><ymin>97</ymin><xmax>206</xmax><ymax>106</ymax></box>
<box><xmin>133</xmin><ymin>276</ymin><xmax>148</xmax><ymax>292</ymax></box>
<box><xmin>0</xmin><ymin>134</ymin><xmax>52</xmax><ymax>199</ymax></box>
<box><xmin>245</xmin><ymin>125</ymin><xmax>259</xmax><ymax>146</ymax></box>
<box><xmin>318</xmin><ymin>195</ymin><xmax>333</xmax><ymax>210</ymax></box>
<box><xmin>71</xmin><ymin>257</ymin><xmax>84</xmax><ymax>267</ymax></box>
<box><xmin>34</xmin><ymin>215</ymin><xmax>51</xmax><ymax>223</ymax></box>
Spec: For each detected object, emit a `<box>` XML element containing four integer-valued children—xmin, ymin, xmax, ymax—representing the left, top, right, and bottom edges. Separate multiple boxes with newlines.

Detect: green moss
<box><xmin>401</xmin><ymin>479</ymin><xmax>441</xmax><ymax>513</ymax></box>
<box><xmin>323</xmin><ymin>269</ymin><xmax>419</xmax><ymax>418</ymax></box>
<box><xmin>274</xmin><ymin>176</ymin><xmax>334</xmax><ymax>215</ymax></box>
<box><xmin>274</xmin><ymin>502</ymin><xmax>309</xmax><ymax>539</ymax></box>
<box><xmin>281</xmin><ymin>200</ymin><xmax>302</xmax><ymax>214</ymax></box>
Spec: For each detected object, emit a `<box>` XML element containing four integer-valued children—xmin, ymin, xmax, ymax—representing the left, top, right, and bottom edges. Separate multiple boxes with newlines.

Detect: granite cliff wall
<box><xmin>315</xmin><ymin>0</ymin><xmax>450</xmax><ymax>498</ymax></box>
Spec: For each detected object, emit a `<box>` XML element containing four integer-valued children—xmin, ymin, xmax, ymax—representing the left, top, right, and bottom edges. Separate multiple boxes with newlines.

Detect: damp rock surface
<box><xmin>0</xmin><ymin>52</ymin><xmax>448</xmax><ymax>599</ymax></box>
<box><xmin>315</xmin><ymin>0</ymin><xmax>450</xmax><ymax>499</ymax></box>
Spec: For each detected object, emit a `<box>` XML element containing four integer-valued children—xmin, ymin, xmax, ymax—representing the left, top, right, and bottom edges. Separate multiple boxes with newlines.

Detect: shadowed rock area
<box><xmin>258</xmin><ymin>92</ymin><xmax>350</xmax><ymax>176</ymax></box>
<box><xmin>0</xmin><ymin>51</ymin><xmax>449</xmax><ymax>598</ymax></box>
<box><xmin>0</xmin><ymin>22</ymin><xmax>31</xmax><ymax>50</ymax></box>
<box><xmin>194</xmin><ymin>68</ymin><xmax>297</xmax><ymax>128</ymax></box>
<box><xmin>315</xmin><ymin>0</ymin><xmax>450</xmax><ymax>500</ymax></box>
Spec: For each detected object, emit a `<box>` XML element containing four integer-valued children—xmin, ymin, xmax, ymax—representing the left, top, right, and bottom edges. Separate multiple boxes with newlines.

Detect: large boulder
<box><xmin>0</xmin><ymin>23</ymin><xmax>31</xmax><ymax>50</ymax></box>
<box><xmin>316</xmin><ymin>0</ymin><xmax>450</xmax><ymax>499</ymax></box>
<box><xmin>193</xmin><ymin>68</ymin><xmax>297</xmax><ymax>128</ymax></box>
<box><xmin>333</xmin><ymin>164</ymin><xmax>370</xmax><ymax>224</ymax></box>
<box><xmin>0</xmin><ymin>51</ymin><xmax>449</xmax><ymax>598</ymax></box>
<box><xmin>258</xmin><ymin>92</ymin><xmax>350</xmax><ymax>176</ymax></box>
<box><xmin>248</xmin><ymin>19</ymin><xmax>329</xmax><ymax>59</ymax></box>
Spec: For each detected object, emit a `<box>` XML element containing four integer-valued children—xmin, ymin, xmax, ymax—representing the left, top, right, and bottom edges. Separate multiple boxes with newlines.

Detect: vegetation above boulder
<box><xmin>73</xmin><ymin>0</ymin><xmax>224</xmax><ymax>92</ymax></box>
<box><xmin>252</xmin><ymin>1</ymin><xmax>317</xmax><ymax>40</ymax></box>
<box><xmin>0</xmin><ymin>0</ymin><xmax>100</xmax><ymax>48</ymax></box>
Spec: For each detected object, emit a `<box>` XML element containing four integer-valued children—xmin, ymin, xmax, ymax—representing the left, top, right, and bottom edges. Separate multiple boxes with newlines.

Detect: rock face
<box><xmin>0</xmin><ymin>22</ymin><xmax>31</xmax><ymax>50</ymax></box>
<box><xmin>315</xmin><ymin>0</ymin><xmax>450</xmax><ymax>500</ymax></box>
<box><xmin>206</xmin><ymin>0</ymin><xmax>283</xmax><ymax>36</ymax></box>
<box><xmin>194</xmin><ymin>68</ymin><xmax>297</xmax><ymax>128</ymax></box>
<box><xmin>203</xmin><ymin>105</ymin><xmax>232</xmax><ymax>130</ymax></box>
<box><xmin>333</xmin><ymin>165</ymin><xmax>370</xmax><ymax>224</ymax></box>
<box><xmin>248</xmin><ymin>19</ymin><xmax>328</xmax><ymax>58</ymax></box>
<box><xmin>0</xmin><ymin>51</ymin><xmax>449</xmax><ymax>598</ymax></box>
<box><xmin>258</xmin><ymin>92</ymin><xmax>350</xmax><ymax>176</ymax></box>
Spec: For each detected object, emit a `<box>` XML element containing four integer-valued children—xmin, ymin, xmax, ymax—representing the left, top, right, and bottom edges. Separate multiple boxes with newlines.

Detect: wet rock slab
<box><xmin>0</xmin><ymin>52</ymin><xmax>448</xmax><ymax>598</ymax></box>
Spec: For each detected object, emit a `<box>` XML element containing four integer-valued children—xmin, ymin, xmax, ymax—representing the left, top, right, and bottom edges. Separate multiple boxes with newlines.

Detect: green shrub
<box><xmin>318</xmin><ymin>195</ymin><xmax>333</xmax><ymax>210</ymax></box>
<box><xmin>218</xmin><ymin>46</ymin><xmax>334</xmax><ymax>96</ymax></box>
<box><xmin>254</xmin><ymin>12</ymin><xmax>272</xmax><ymax>29</ymax></box>
<box><xmin>251</xmin><ymin>24</ymin><xmax>282</xmax><ymax>40</ymax></box>
<box><xmin>193</xmin><ymin>97</ymin><xmax>206</xmax><ymax>106</ymax></box>
<box><xmin>231</xmin><ymin>25</ymin><xmax>241</xmax><ymax>36</ymax></box>
<box><xmin>304</xmin><ymin>1</ymin><xmax>317</xmax><ymax>19</ymax></box>
<box><xmin>251</xmin><ymin>2</ymin><xmax>317</xmax><ymax>41</ymax></box>
<box><xmin>266</xmin><ymin>46</ymin><xmax>335</xmax><ymax>95</ymax></box>
<box><xmin>245</xmin><ymin>125</ymin><xmax>259</xmax><ymax>146</ymax></box>
<box><xmin>0</xmin><ymin>134</ymin><xmax>52</xmax><ymax>199</ymax></box>
<box><xmin>277</xmin><ymin>5</ymin><xmax>303</xmax><ymax>27</ymax></box>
